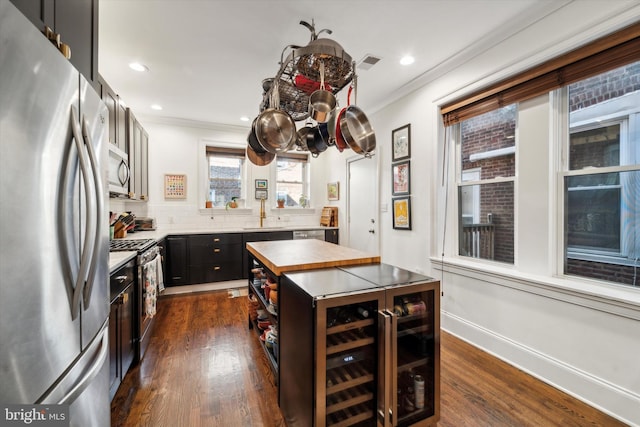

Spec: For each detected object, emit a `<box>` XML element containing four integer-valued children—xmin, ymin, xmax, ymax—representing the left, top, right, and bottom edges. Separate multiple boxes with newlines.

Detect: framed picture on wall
<box><xmin>327</xmin><ymin>182</ymin><xmax>340</xmax><ymax>201</ymax></box>
<box><xmin>392</xmin><ymin>124</ymin><xmax>411</xmax><ymax>162</ymax></box>
<box><xmin>255</xmin><ymin>179</ymin><xmax>268</xmax><ymax>189</ymax></box>
<box><xmin>164</xmin><ymin>174</ymin><xmax>187</xmax><ymax>199</ymax></box>
<box><xmin>392</xmin><ymin>160</ymin><xmax>410</xmax><ymax>196</ymax></box>
<box><xmin>255</xmin><ymin>189</ymin><xmax>268</xmax><ymax>200</ymax></box>
<box><xmin>392</xmin><ymin>196</ymin><xmax>411</xmax><ymax>230</ymax></box>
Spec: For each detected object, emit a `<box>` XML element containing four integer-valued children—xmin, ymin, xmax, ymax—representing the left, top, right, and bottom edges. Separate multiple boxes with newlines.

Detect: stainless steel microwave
<box><xmin>108</xmin><ymin>144</ymin><xmax>130</xmax><ymax>197</ymax></box>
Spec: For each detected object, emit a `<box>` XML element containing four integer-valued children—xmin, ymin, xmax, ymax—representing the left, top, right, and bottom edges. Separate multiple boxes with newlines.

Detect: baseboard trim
<box><xmin>442</xmin><ymin>312</ymin><xmax>640</xmax><ymax>427</ymax></box>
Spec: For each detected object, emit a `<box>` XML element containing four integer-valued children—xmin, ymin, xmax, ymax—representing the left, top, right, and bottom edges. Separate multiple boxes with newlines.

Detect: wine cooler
<box><xmin>279</xmin><ymin>264</ymin><xmax>439</xmax><ymax>427</ymax></box>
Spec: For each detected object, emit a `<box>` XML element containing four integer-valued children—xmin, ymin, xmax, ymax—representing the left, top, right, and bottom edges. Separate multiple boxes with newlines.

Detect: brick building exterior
<box><xmin>458</xmin><ymin>63</ymin><xmax>638</xmax><ymax>286</ymax></box>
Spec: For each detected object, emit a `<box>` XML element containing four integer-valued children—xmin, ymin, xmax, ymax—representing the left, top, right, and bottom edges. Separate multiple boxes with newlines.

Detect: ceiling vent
<box><xmin>358</xmin><ymin>54</ymin><xmax>381</xmax><ymax>71</ymax></box>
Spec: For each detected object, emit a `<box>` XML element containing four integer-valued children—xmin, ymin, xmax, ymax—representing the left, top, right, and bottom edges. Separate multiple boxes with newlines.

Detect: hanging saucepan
<box><xmin>247</xmin><ymin>143</ymin><xmax>275</xmax><ymax>166</ymax></box>
<box><xmin>339</xmin><ymin>85</ymin><xmax>376</xmax><ymax>155</ymax></box>
<box><xmin>255</xmin><ymin>80</ymin><xmax>297</xmax><ymax>153</ymax></box>
<box><xmin>334</xmin><ymin>92</ymin><xmax>350</xmax><ymax>152</ymax></box>
<box><xmin>296</xmin><ymin>126</ymin><xmax>311</xmax><ymax>151</ymax></box>
<box><xmin>308</xmin><ymin>62</ymin><xmax>336</xmax><ymax>123</ymax></box>
<box><xmin>310</xmin><ymin>125</ymin><xmax>328</xmax><ymax>154</ymax></box>
<box><xmin>297</xmin><ymin>124</ymin><xmax>327</xmax><ymax>157</ymax></box>
<box><xmin>318</xmin><ymin>107</ymin><xmax>337</xmax><ymax>147</ymax></box>
<box><xmin>247</xmin><ymin>117</ymin><xmax>267</xmax><ymax>154</ymax></box>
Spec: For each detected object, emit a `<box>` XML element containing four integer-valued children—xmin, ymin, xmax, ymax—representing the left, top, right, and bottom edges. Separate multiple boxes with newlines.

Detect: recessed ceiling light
<box><xmin>151</xmin><ymin>104</ymin><xmax>162</xmax><ymax>111</ymax></box>
<box><xmin>400</xmin><ymin>55</ymin><xmax>415</xmax><ymax>66</ymax></box>
<box><xmin>129</xmin><ymin>62</ymin><xmax>149</xmax><ymax>72</ymax></box>
<box><xmin>240</xmin><ymin>116</ymin><xmax>250</xmax><ymax>122</ymax></box>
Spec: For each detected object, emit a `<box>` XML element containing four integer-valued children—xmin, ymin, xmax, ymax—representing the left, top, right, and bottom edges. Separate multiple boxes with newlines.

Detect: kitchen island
<box><xmin>246</xmin><ymin>239</ymin><xmax>380</xmax><ymax>276</ymax></box>
<box><xmin>246</xmin><ymin>240</ymin><xmax>440</xmax><ymax>427</ymax></box>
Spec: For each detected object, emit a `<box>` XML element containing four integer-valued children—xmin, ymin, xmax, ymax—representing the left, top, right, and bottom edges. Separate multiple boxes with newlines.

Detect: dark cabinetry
<box><xmin>109</xmin><ymin>259</ymin><xmax>136</xmax><ymax>400</ymax></box>
<box><xmin>98</xmin><ymin>79</ymin><xmax>149</xmax><ymax>201</ymax></box>
<box><xmin>98</xmin><ymin>75</ymin><xmax>128</xmax><ymax>154</ymax></box>
<box><xmin>165</xmin><ymin>236</ymin><xmax>189</xmax><ymax>285</ymax></box>
<box><xmin>189</xmin><ymin>233</ymin><xmax>243</xmax><ymax>283</ymax></box>
<box><xmin>127</xmin><ymin>109</ymin><xmax>149</xmax><ymax>201</ymax></box>
<box><xmin>325</xmin><ymin>228</ymin><xmax>339</xmax><ymax>244</ymax></box>
<box><xmin>10</xmin><ymin>0</ymin><xmax>98</xmax><ymax>87</ymax></box>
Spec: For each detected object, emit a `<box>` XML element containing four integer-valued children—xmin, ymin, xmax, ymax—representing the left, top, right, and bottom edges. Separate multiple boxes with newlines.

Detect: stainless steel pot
<box><xmin>255</xmin><ymin>80</ymin><xmax>297</xmax><ymax>153</ymax></box>
<box><xmin>338</xmin><ymin>86</ymin><xmax>376</xmax><ymax>155</ymax></box>
<box><xmin>308</xmin><ymin>62</ymin><xmax>336</xmax><ymax>123</ymax></box>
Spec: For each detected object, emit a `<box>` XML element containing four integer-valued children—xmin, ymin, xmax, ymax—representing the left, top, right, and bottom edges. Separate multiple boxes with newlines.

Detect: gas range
<box><xmin>109</xmin><ymin>238</ymin><xmax>156</xmax><ymax>253</ymax></box>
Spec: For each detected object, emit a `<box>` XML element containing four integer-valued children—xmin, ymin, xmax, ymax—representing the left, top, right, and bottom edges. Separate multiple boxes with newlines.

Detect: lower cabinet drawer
<box><xmin>189</xmin><ymin>261</ymin><xmax>243</xmax><ymax>284</ymax></box>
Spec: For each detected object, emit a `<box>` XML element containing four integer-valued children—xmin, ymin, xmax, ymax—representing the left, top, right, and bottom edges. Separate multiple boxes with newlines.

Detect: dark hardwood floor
<box><xmin>111</xmin><ymin>289</ymin><xmax>625</xmax><ymax>427</ymax></box>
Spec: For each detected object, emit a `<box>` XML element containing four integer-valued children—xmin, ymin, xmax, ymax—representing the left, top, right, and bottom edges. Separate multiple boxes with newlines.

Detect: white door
<box><xmin>348</xmin><ymin>156</ymin><xmax>379</xmax><ymax>254</ymax></box>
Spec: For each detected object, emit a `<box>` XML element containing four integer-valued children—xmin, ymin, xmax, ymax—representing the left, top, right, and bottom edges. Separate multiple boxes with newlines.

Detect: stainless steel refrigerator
<box><xmin>0</xmin><ymin>2</ymin><xmax>110</xmax><ymax>426</ymax></box>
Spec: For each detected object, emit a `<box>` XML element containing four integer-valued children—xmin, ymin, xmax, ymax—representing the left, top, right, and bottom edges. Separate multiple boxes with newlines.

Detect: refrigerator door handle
<box><xmin>378</xmin><ymin>310</ymin><xmax>393</xmax><ymax>427</ymax></box>
<box><xmin>38</xmin><ymin>321</ymin><xmax>109</xmax><ymax>405</ymax></box>
<box><xmin>67</xmin><ymin>106</ymin><xmax>94</xmax><ymax>320</ymax></box>
<box><xmin>81</xmin><ymin>116</ymin><xmax>104</xmax><ymax>309</ymax></box>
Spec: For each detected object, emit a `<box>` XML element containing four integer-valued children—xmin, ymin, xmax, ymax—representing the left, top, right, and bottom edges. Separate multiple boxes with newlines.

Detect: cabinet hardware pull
<box><xmin>213</xmin><ymin>266</ymin><xmax>221</xmax><ymax>270</ymax></box>
<box><xmin>213</xmin><ymin>248</ymin><xmax>221</xmax><ymax>253</ymax></box>
<box><xmin>114</xmin><ymin>275</ymin><xmax>128</xmax><ymax>283</ymax></box>
<box><xmin>213</xmin><ymin>238</ymin><xmax>220</xmax><ymax>242</ymax></box>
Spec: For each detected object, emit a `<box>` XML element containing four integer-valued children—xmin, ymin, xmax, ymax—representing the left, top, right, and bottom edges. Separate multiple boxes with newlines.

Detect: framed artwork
<box><xmin>255</xmin><ymin>189</ymin><xmax>268</xmax><ymax>200</ymax></box>
<box><xmin>327</xmin><ymin>182</ymin><xmax>340</xmax><ymax>201</ymax></box>
<box><xmin>255</xmin><ymin>179</ymin><xmax>268</xmax><ymax>189</ymax></box>
<box><xmin>392</xmin><ymin>124</ymin><xmax>411</xmax><ymax>162</ymax></box>
<box><xmin>392</xmin><ymin>160</ymin><xmax>411</xmax><ymax>196</ymax></box>
<box><xmin>392</xmin><ymin>196</ymin><xmax>412</xmax><ymax>230</ymax></box>
<box><xmin>164</xmin><ymin>174</ymin><xmax>187</xmax><ymax>199</ymax></box>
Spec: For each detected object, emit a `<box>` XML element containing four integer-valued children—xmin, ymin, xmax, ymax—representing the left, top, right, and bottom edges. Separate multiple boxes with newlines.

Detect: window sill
<box><xmin>198</xmin><ymin>208</ymin><xmax>252</xmax><ymax>215</ymax></box>
<box><xmin>270</xmin><ymin>207</ymin><xmax>317</xmax><ymax>214</ymax></box>
<box><xmin>431</xmin><ymin>255</ymin><xmax>640</xmax><ymax>319</ymax></box>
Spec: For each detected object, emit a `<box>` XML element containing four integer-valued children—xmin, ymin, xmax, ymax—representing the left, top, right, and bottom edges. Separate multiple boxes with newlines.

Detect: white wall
<box><xmin>368</xmin><ymin>2</ymin><xmax>640</xmax><ymax>425</ymax></box>
<box><xmin>110</xmin><ymin>118</ymin><xmax>331</xmax><ymax>231</ymax></box>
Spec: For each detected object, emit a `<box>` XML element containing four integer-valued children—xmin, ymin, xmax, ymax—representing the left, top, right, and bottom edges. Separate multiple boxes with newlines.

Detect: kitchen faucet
<box><xmin>260</xmin><ymin>197</ymin><xmax>266</xmax><ymax>227</ymax></box>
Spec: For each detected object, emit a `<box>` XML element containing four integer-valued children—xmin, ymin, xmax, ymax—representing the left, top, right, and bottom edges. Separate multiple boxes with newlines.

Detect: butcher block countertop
<box><xmin>246</xmin><ymin>240</ymin><xmax>380</xmax><ymax>276</ymax></box>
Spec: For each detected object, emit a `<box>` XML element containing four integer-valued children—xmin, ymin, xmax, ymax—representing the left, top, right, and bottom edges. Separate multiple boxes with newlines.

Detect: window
<box><xmin>206</xmin><ymin>146</ymin><xmax>245</xmax><ymax>207</ymax></box>
<box><xmin>563</xmin><ymin>62</ymin><xmax>640</xmax><ymax>285</ymax></box>
<box><xmin>457</xmin><ymin>104</ymin><xmax>516</xmax><ymax>263</ymax></box>
<box><xmin>275</xmin><ymin>152</ymin><xmax>309</xmax><ymax>207</ymax></box>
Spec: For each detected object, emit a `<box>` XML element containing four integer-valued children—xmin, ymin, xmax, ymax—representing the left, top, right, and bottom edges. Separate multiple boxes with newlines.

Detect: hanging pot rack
<box><xmin>260</xmin><ymin>19</ymin><xmax>355</xmax><ymax>121</ymax></box>
<box><xmin>248</xmin><ymin>19</ymin><xmax>375</xmax><ymax>164</ymax></box>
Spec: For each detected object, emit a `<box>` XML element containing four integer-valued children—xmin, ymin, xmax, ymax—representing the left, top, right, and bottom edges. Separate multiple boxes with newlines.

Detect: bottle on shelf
<box><xmin>356</xmin><ymin>306</ymin><xmax>369</xmax><ymax>318</ymax></box>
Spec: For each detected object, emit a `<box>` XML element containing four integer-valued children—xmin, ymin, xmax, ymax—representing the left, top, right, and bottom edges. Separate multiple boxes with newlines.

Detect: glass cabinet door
<box><xmin>387</xmin><ymin>283</ymin><xmax>440</xmax><ymax>427</ymax></box>
<box><xmin>316</xmin><ymin>291</ymin><xmax>385</xmax><ymax>427</ymax></box>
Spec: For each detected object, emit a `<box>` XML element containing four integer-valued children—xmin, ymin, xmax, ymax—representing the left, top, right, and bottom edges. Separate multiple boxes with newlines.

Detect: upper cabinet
<box><xmin>126</xmin><ymin>108</ymin><xmax>149</xmax><ymax>201</ymax></box>
<box><xmin>98</xmin><ymin>75</ymin><xmax>128</xmax><ymax>154</ymax></box>
<box><xmin>99</xmin><ymin>77</ymin><xmax>149</xmax><ymax>201</ymax></box>
<box><xmin>10</xmin><ymin>0</ymin><xmax>99</xmax><ymax>88</ymax></box>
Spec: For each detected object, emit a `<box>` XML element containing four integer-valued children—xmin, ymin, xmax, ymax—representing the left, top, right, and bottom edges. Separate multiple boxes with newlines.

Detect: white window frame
<box><xmin>198</xmin><ymin>140</ymin><xmax>249</xmax><ymax>212</ymax></box>
<box><xmin>559</xmin><ymin>89</ymin><xmax>640</xmax><ymax>268</ymax></box>
<box><xmin>454</xmin><ymin>105</ymin><xmax>517</xmax><ymax>264</ymax></box>
<box><xmin>271</xmin><ymin>154</ymin><xmax>310</xmax><ymax>208</ymax></box>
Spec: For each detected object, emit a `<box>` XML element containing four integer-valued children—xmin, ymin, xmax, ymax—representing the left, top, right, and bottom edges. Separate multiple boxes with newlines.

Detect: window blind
<box><xmin>205</xmin><ymin>146</ymin><xmax>246</xmax><ymax>159</ymax></box>
<box><xmin>277</xmin><ymin>152</ymin><xmax>309</xmax><ymax>162</ymax></box>
<box><xmin>441</xmin><ymin>22</ymin><xmax>640</xmax><ymax>127</ymax></box>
